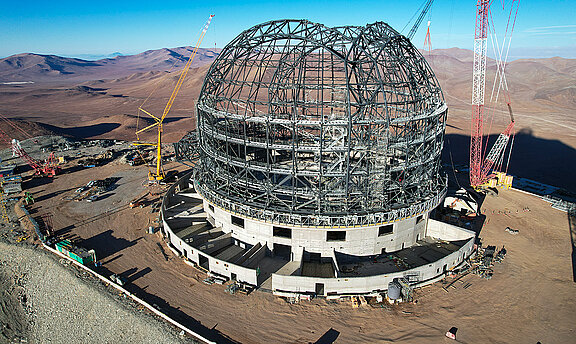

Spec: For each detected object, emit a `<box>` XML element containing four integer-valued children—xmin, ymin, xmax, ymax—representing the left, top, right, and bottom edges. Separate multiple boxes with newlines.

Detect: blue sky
<box><xmin>1</xmin><ymin>0</ymin><xmax>574</xmax><ymax>59</ymax></box>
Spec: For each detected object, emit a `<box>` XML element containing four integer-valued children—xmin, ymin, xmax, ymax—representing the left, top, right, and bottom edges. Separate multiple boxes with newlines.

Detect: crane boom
<box><xmin>407</xmin><ymin>0</ymin><xmax>435</xmax><ymax>40</ymax></box>
<box><xmin>136</xmin><ymin>14</ymin><xmax>214</xmax><ymax>182</ymax></box>
<box><xmin>160</xmin><ymin>15</ymin><xmax>214</xmax><ymax>123</ymax></box>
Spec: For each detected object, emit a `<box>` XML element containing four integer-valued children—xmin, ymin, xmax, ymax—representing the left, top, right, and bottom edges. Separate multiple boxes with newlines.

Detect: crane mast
<box><xmin>470</xmin><ymin>0</ymin><xmax>491</xmax><ymax>187</ymax></box>
<box><xmin>470</xmin><ymin>0</ymin><xmax>519</xmax><ymax>188</ymax></box>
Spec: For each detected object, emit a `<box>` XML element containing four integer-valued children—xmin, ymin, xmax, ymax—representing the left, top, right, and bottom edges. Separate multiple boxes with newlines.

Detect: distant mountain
<box><xmin>0</xmin><ymin>47</ymin><xmax>220</xmax><ymax>82</ymax></box>
<box><xmin>61</xmin><ymin>52</ymin><xmax>125</xmax><ymax>61</ymax></box>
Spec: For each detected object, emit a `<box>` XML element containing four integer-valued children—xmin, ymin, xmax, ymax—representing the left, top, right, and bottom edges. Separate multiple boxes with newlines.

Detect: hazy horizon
<box><xmin>2</xmin><ymin>1</ymin><xmax>575</xmax><ymax>60</ymax></box>
<box><xmin>3</xmin><ymin>44</ymin><xmax>576</xmax><ymax>62</ymax></box>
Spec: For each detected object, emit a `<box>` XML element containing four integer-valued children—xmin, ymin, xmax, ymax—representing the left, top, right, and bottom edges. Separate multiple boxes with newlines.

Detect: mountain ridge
<box><xmin>0</xmin><ymin>47</ymin><xmax>221</xmax><ymax>82</ymax></box>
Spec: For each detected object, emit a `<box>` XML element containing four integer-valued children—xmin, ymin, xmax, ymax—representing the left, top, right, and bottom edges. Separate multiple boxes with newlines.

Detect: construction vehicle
<box><xmin>55</xmin><ymin>240</ymin><xmax>96</xmax><ymax>265</ymax></box>
<box><xmin>468</xmin><ymin>0</ymin><xmax>520</xmax><ymax>190</ymax></box>
<box><xmin>109</xmin><ymin>273</ymin><xmax>127</xmax><ymax>286</ymax></box>
<box><xmin>134</xmin><ymin>14</ymin><xmax>214</xmax><ymax>182</ymax></box>
<box><xmin>0</xmin><ymin>116</ymin><xmax>60</xmax><ymax>177</ymax></box>
<box><xmin>24</xmin><ymin>192</ymin><xmax>34</xmax><ymax>205</ymax></box>
<box><xmin>13</xmin><ymin>139</ymin><xmax>61</xmax><ymax>177</ymax></box>
<box><xmin>129</xmin><ymin>200</ymin><xmax>145</xmax><ymax>209</ymax></box>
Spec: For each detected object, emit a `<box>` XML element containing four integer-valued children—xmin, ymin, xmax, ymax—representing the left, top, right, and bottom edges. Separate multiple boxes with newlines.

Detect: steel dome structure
<box><xmin>192</xmin><ymin>19</ymin><xmax>447</xmax><ymax>227</ymax></box>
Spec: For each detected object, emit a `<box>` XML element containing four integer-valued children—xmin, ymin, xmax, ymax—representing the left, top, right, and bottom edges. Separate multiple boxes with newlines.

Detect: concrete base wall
<box><xmin>161</xmin><ymin>173</ymin><xmax>476</xmax><ymax>295</ymax></box>
<box><xmin>206</xmin><ymin>200</ymin><xmax>430</xmax><ymax>258</ymax></box>
<box><xmin>426</xmin><ymin>219</ymin><xmax>476</xmax><ymax>241</ymax></box>
<box><xmin>272</xmin><ymin>233</ymin><xmax>475</xmax><ymax>296</ymax></box>
<box><xmin>161</xmin><ymin>173</ymin><xmax>258</xmax><ymax>286</ymax></box>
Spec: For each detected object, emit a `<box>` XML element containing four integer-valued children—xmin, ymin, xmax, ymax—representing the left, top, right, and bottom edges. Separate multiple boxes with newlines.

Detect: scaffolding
<box><xmin>180</xmin><ymin>20</ymin><xmax>447</xmax><ymax>225</ymax></box>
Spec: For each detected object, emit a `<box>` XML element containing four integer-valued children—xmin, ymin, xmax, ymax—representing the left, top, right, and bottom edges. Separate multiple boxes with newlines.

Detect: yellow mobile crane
<box><xmin>135</xmin><ymin>15</ymin><xmax>214</xmax><ymax>182</ymax></box>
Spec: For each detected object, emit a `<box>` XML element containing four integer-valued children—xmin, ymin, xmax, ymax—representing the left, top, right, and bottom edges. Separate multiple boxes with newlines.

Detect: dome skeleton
<box><xmin>186</xmin><ymin>20</ymin><xmax>447</xmax><ymax>226</ymax></box>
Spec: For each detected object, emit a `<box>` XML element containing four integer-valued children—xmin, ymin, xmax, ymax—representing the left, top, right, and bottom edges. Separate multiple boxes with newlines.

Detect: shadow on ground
<box><xmin>91</xmin><ymin>262</ymin><xmax>239</xmax><ymax>344</ymax></box>
<box><xmin>312</xmin><ymin>328</ymin><xmax>340</xmax><ymax>344</ymax></box>
<box><xmin>81</xmin><ymin>229</ymin><xmax>140</xmax><ymax>260</ymax></box>
<box><xmin>443</xmin><ymin>129</ymin><xmax>576</xmax><ymax>192</ymax></box>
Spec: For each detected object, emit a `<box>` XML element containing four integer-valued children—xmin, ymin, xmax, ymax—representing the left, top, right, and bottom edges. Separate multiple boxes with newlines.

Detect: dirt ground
<box><xmin>8</xmin><ymin>150</ymin><xmax>573</xmax><ymax>344</ymax></box>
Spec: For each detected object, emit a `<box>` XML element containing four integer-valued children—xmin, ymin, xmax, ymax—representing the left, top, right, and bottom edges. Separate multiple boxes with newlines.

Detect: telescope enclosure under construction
<box><xmin>169</xmin><ymin>20</ymin><xmax>475</xmax><ymax>297</ymax></box>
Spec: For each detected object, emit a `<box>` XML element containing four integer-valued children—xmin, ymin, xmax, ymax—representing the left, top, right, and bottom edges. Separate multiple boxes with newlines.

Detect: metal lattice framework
<box><xmin>191</xmin><ymin>20</ymin><xmax>447</xmax><ymax>225</ymax></box>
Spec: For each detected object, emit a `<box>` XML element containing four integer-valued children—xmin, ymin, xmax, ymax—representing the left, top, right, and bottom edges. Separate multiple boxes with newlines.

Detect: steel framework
<box><xmin>188</xmin><ymin>20</ymin><xmax>447</xmax><ymax>225</ymax></box>
<box><xmin>470</xmin><ymin>0</ymin><xmax>491</xmax><ymax>187</ymax></box>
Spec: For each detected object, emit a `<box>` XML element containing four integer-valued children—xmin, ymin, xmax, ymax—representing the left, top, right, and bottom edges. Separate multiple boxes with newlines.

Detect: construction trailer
<box><xmin>1</xmin><ymin>182</ymin><xmax>22</xmax><ymax>194</ymax></box>
<box><xmin>0</xmin><ymin>164</ymin><xmax>16</xmax><ymax>178</ymax></box>
<box><xmin>55</xmin><ymin>240</ymin><xmax>96</xmax><ymax>265</ymax></box>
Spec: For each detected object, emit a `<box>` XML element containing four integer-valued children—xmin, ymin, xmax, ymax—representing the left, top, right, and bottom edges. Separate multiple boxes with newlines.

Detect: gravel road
<box><xmin>0</xmin><ymin>241</ymin><xmax>195</xmax><ymax>344</ymax></box>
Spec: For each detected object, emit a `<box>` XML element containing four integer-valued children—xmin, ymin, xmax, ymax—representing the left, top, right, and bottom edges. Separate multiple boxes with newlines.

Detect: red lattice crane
<box><xmin>0</xmin><ymin>119</ymin><xmax>60</xmax><ymax>177</ymax></box>
<box><xmin>469</xmin><ymin>0</ymin><xmax>519</xmax><ymax>188</ymax></box>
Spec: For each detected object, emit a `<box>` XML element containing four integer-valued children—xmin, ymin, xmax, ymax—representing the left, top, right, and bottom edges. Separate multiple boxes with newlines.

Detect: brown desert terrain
<box><xmin>2</xmin><ymin>147</ymin><xmax>573</xmax><ymax>343</ymax></box>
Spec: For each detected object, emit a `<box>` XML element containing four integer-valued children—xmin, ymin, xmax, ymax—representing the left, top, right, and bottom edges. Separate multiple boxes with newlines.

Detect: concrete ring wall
<box><xmin>204</xmin><ymin>200</ymin><xmax>431</xmax><ymax>259</ymax></box>
<box><xmin>160</xmin><ymin>171</ymin><xmax>258</xmax><ymax>286</ymax></box>
<box><xmin>272</xmin><ymin>237</ymin><xmax>475</xmax><ymax>296</ymax></box>
<box><xmin>161</xmin><ymin>172</ymin><xmax>476</xmax><ymax>296</ymax></box>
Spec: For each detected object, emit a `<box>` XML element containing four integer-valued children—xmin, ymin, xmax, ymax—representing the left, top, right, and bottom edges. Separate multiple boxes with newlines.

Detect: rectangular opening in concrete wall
<box><xmin>273</xmin><ymin>243</ymin><xmax>291</xmax><ymax>260</ymax></box>
<box><xmin>208</xmin><ymin>204</ymin><xmax>214</xmax><ymax>212</ymax></box>
<box><xmin>231</xmin><ymin>215</ymin><xmax>244</xmax><ymax>228</ymax></box>
<box><xmin>273</xmin><ymin>226</ymin><xmax>292</xmax><ymax>238</ymax></box>
<box><xmin>416</xmin><ymin>215</ymin><xmax>424</xmax><ymax>224</ymax></box>
<box><xmin>327</xmin><ymin>231</ymin><xmax>346</xmax><ymax>241</ymax></box>
<box><xmin>315</xmin><ymin>283</ymin><xmax>325</xmax><ymax>296</ymax></box>
<box><xmin>379</xmin><ymin>224</ymin><xmax>393</xmax><ymax>236</ymax></box>
<box><xmin>199</xmin><ymin>255</ymin><xmax>209</xmax><ymax>270</ymax></box>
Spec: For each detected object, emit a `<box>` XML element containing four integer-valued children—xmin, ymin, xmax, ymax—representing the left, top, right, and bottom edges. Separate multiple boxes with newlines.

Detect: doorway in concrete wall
<box><xmin>315</xmin><ymin>283</ymin><xmax>325</xmax><ymax>296</ymax></box>
<box><xmin>273</xmin><ymin>243</ymin><xmax>291</xmax><ymax>260</ymax></box>
<box><xmin>199</xmin><ymin>255</ymin><xmax>209</xmax><ymax>270</ymax></box>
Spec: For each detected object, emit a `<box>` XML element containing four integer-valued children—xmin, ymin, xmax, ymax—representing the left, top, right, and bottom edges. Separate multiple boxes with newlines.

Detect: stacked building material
<box><xmin>55</xmin><ymin>240</ymin><xmax>96</xmax><ymax>265</ymax></box>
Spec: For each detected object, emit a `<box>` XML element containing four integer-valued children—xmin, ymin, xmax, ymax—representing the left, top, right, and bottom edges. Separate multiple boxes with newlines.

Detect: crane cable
<box><xmin>136</xmin><ymin>15</ymin><xmax>214</xmax><ymax>179</ymax></box>
<box><xmin>0</xmin><ymin>113</ymin><xmax>33</xmax><ymax>140</ymax></box>
<box><xmin>480</xmin><ymin>1</ymin><xmax>519</xmax><ymax>171</ymax></box>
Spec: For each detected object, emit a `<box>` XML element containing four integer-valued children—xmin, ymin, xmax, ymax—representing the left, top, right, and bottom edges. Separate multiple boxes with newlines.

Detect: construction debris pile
<box><xmin>67</xmin><ymin>177</ymin><xmax>119</xmax><ymax>202</ymax></box>
<box><xmin>467</xmin><ymin>245</ymin><xmax>507</xmax><ymax>279</ymax></box>
<box><xmin>77</xmin><ymin>149</ymin><xmax>115</xmax><ymax>168</ymax></box>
